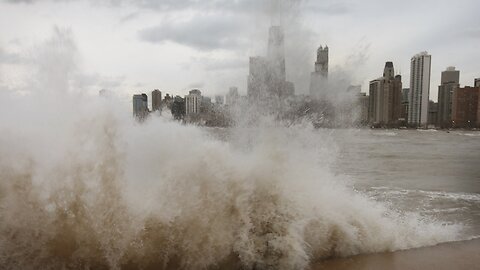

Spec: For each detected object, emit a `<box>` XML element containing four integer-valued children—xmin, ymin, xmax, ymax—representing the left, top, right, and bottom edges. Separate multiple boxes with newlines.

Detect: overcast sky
<box><xmin>0</xmin><ymin>0</ymin><xmax>479</xmax><ymax>103</ymax></box>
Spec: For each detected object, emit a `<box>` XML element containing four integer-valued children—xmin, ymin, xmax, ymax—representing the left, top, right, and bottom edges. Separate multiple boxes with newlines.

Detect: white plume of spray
<box><xmin>0</xmin><ymin>23</ymin><xmax>463</xmax><ymax>270</ymax></box>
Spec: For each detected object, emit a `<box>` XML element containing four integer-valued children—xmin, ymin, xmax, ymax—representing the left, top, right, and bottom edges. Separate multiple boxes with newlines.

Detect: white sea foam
<box><xmin>0</xmin><ymin>92</ymin><xmax>463</xmax><ymax>270</ymax></box>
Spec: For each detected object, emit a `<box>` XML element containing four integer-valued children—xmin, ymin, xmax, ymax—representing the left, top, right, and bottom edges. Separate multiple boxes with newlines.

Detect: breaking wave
<box><xmin>0</xmin><ymin>94</ymin><xmax>462</xmax><ymax>270</ymax></box>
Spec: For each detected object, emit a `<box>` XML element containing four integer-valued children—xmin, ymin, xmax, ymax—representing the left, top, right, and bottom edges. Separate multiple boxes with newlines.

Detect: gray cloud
<box><xmin>138</xmin><ymin>15</ymin><xmax>248</xmax><ymax>51</ymax></box>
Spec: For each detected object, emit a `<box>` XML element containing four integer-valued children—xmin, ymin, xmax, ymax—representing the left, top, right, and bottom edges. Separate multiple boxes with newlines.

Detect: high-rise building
<box><xmin>428</xmin><ymin>101</ymin><xmax>438</xmax><ymax>127</ymax></box>
<box><xmin>185</xmin><ymin>89</ymin><xmax>202</xmax><ymax>116</ymax></box>
<box><xmin>408</xmin><ymin>52</ymin><xmax>432</xmax><ymax>127</ymax></box>
<box><xmin>133</xmin><ymin>93</ymin><xmax>148</xmax><ymax>119</ymax></box>
<box><xmin>452</xmin><ymin>86</ymin><xmax>480</xmax><ymax>128</ymax></box>
<box><xmin>152</xmin><ymin>89</ymin><xmax>162</xmax><ymax>111</ymax></box>
<box><xmin>400</xmin><ymin>88</ymin><xmax>410</xmax><ymax>122</ymax></box>
<box><xmin>247</xmin><ymin>26</ymin><xmax>294</xmax><ymax>101</ymax></box>
<box><xmin>368</xmin><ymin>79</ymin><xmax>381</xmax><ymax>124</ymax></box>
<box><xmin>247</xmin><ymin>56</ymin><xmax>269</xmax><ymax>99</ymax></box>
<box><xmin>368</xmin><ymin>62</ymin><xmax>402</xmax><ymax>127</ymax></box>
<box><xmin>267</xmin><ymin>26</ymin><xmax>286</xmax><ymax>81</ymax></box>
<box><xmin>226</xmin><ymin>87</ymin><xmax>239</xmax><ymax>105</ymax></box>
<box><xmin>358</xmin><ymin>92</ymin><xmax>369</xmax><ymax>125</ymax></box>
<box><xmin>437</xmin><ymin>67</ymin><xmax>460</xmax><ymax>128</ymax></box>
<box><xmin>309</xmin><ymin>45</ymin><xmax>329</xmax><ymax>99</ymax></box>
<box><xmin>475</xmin><ymin>78</ymin><xmax>480</xmax><ymax>87</ymax></box>
<box><xmin>171</xmin><ymin>96</ymin><xmax>185</xmax><ymax>120</ymax></box>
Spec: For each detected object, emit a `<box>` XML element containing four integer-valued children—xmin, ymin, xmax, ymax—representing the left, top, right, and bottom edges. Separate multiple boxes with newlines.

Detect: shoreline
<box><xmin>312</xmin><ymin>238</ymin><xmax>480</xmax><ymax>270</ymax></box>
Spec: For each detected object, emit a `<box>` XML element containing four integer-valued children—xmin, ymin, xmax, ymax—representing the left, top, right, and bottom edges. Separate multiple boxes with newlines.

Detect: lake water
<box><xmin>331</xmin><ymin>129</ymin><xmax>480</xmax><ymax>239</ymax></box>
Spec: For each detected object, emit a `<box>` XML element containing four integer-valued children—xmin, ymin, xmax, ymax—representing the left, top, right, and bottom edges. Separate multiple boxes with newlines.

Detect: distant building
<box><xmin>152</xmin><ymin>89</ymin><xmax>162</xmax><ymax>111</ymax></box>
<box><xmin>133</xmin><ymin>93</ymin><xmax>148</xmax><ymax>120</ymax></box>
<box><xmin>428</xmin><ymin>101</ymin><xmax>438</xmax><ymax>127</ymax></box>
<box><xmin>358</xmin><ymin>92</ymin><xmax>369</xmax><ymax>125</ymax></box>
<box><xmin>309</xmin><ymin>45</ymin><xmax>329</xmax><ymax>99</ymax></box>
<box><xmin>437</xmin><ymin>67</ymin><xmax>460</xmax><ymax>128</ymax></box>
<box><xmin>267</xmin><ymin>26</ymin><xmax>286</xmax><ymax>82</ymax></box>
<box><xmin>247</xmin><ymin>26</ymin><xmax>294</xmax><ymax>101</ymax></box>
<box><xmin>400</xmin><ymin>88</ymin><xmax>409</xmax><ymax>123</ymax></box>
<box><xmin>171</xmin><ymin>96</ymin><xmax>185</xmax><ymax>120</ymax></box>
<box><xmin>452</xmin><ymin>86</ymin><xmax>480</xmax><ymax>128</ymax></box>
<box><xmin>226</xmin><ymin>87</ymin><xmax>240</xmax><ymax>106</ymax></box>
<box><xmin>201</xmin><ymin>96</ymin><xmax>213</xmax><ymax>114</ymax></box>
<box><xmin>247</xmin><ymin>56</ymin><xmax>269</xmax><ymax>99</ymax></box>
<box><xmin>408</xmin><ymin>52</ymin><xmax>432</xmax><ymax>127</ymax></box>
<box><xmin>475</xmin><ymin>78</ymin><xmax>480</xmax><ymax>87</ymax></box>
<box><xmin>368</xmin><ymin>62</ymin><xmax>402</xmax><ymax>127</ymax></box>
<box><xmin>185</xmin><ymin>89</ymin><xmax>202</xmax><ymax>116</ymax></box>
<box><xmin>163</xmin><ymin>94</ymin><xmax>173</xmax><ymax>110</ymax></box>
<box><xmin>215</xmin><ymin>95</ymin><xmax>224</xmax><ymax>105</ymax></box>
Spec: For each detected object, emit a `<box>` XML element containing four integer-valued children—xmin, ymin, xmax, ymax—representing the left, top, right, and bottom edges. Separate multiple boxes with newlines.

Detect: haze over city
<box><xmin>1</xmin><ymin>0</ymin><xmax>479</xmax><ymax>103</ymax></box>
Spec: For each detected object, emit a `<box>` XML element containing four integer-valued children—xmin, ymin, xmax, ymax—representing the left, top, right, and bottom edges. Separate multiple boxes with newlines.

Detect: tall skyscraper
<box><xmin>316</xmin><ymin>46</ymin><xmax>329</xmax><ymax>77</ymax></box>
<box><xmin>309</xmin><ymin>45</ymin><xmax>329</xmax><ymax>98</ymax></box>
<box><xmin>247</xmin><ymin>26</ymin><xmax>294</xmax><ymax>101</ymax></box>
<box><xmin>437</xmin><ymin>67</ymin><xmax>460</xmax><ymax>128</ymax></box>
<box><xmin>408</xmin><ymin>52</ymin><xmax>432</xmax><ymax>127</ymax></box>
<box><xmin>133</xmin><ymin>93</ymin><xmax>148</xmax><ymax>119</ymax></box>
<box><xmin>185</xmin><ymin>89</ymin><xmax>202</xmax><ymax>116</ymax></box>
<box><xmin>475</xmin><ymin>78</ymin><xmax>480</xmax><ymax>87</ymax></box>
<box><xmin>368</xmin><ymin>62</ymin><xmax>402</xmax><ymax>127</ymax></box>
<box><xmin>152</xmin><ymin>89</ymin><xmax>162</xmax><ymax>111</ymax></box>
<box><xmin>267</xmin><ymin>26</ymin><xmax>286</xmax><ymax>81</ymax></box>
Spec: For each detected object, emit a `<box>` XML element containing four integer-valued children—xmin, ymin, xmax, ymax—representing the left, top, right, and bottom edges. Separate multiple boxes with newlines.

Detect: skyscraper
<box><xmin>133</xmin><ymin>93</ymin><xmax>148</xmax><ymax>120</ymax></box>
<box><xmin>247</xmin><ymin>26</ymin><xmax>294</xmax><ymax>101</ymax></box>
<box><xmin>267</xmin><ymin>26</ymin><xmax>286</xmax><ymax>82</ymax></box>
<box><xmin>408</xmin><ymin>52</ymin><xmax>432</xmax><ymax>127</ymax></box>
<box><xmin>368</xmin><ymin>62</ymin><xmax>402</xmax><ymax>127</ymax></box>
<box><xmin>309</xmin><ymin>45</ymin><xmax>329</xmax><ymax>99</ymax></box>
<box><xmin>437</xmin><ymin>67</ymin><xmax>460</xmax><ymax>128</ymax></box>
<box><xmin>185</xmin><ymin>89</ymin><xmax>202</xmax><ymax>116</ymax></box>
<box><xmin>152</xmin><ymin>89</ymin><xmax>162</xmax><ymax>111</ymax></box>
<box><xmin>475</xmin><ymin>78</ymin><xmax>480</xmax><ymax>87</ymax></box>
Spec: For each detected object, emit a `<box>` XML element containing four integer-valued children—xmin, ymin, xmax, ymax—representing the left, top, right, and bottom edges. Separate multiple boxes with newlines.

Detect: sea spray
<box><xmin>0</xmin><ymin>93</ymin><xmax>462</xmax><ymax>269</ymax></box>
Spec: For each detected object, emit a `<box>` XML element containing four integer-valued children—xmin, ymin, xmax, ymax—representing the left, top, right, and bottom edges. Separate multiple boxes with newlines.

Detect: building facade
<box><xmin>152</xmin><ymin>89</ymin><xmax>162</xmax><ymax>111</ymax></box>
<box><xmin>309</xmin><ymin>45</ymin><xmax>329</xmax><ymax>99</ymax></box>
<box><xmin>185</xmin><ymin>89</ymin><xmax>202</xmax><ymax>116</ymax></box>
<box><xmin>368</xmin><ymin>62</ymin><xmax>402</xmax><ymax>127</ymax></box>
<box><xmin>437</xmin><ymin>67</ymin><xmax>460</xmax><ymax>128</ymax></box>
<box><xmin>428</xmin><ymin>101</ymin><xmax>438</xmax><ymax>127</ymax></box>
<box><xmin>408</xmin><ymin>52</ymin><xmax>432</xmax><ymax>127</ymax></box>
<box><xmin>358</xmin><ymin>92</ymin><xmax>369</xmax><ymax>125</ymax></box>
<box><xmin>133</xmin><ymin>93</ymin><xmax>148</xmax><ymax>119</ymax></box>
<box><xmin>400</xmin><ymin>88</ymin><xmax>409</xmax><ymax>123</ymax></box>
<box><xmin>452</xmin><ymin>86</ymin><xmax>480</xmax><ymax>128</ymax></box>
<box><xmin>247</xmin><ymin>26</ymin><xmax>294</xmax><ymax>102</ymax></box>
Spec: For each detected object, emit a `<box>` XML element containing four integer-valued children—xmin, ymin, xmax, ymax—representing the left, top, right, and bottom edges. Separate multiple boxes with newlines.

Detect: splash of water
<box><xmin>0</xmin><ymin>91</ymin><xmax>462</xmax><ymax>270</ymax></box>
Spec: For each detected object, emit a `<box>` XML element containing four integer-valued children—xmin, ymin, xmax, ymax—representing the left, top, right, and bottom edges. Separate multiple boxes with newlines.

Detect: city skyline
<box><xmin>0</xmin><ymin>0</ymin><xmax>479</xmax><ymax>105</ymax></box>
